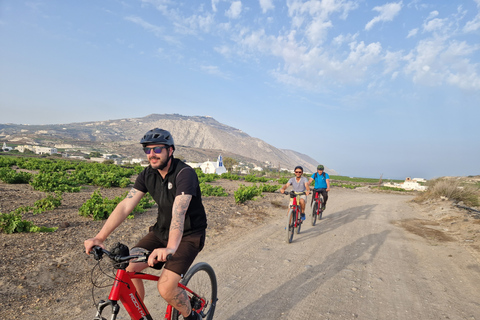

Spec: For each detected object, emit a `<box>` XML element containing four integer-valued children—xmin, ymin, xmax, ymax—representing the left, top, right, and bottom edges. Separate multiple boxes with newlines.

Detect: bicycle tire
<box><xmin>171</xmin><ymin>262</ymin><xmax>217</xmax><ymax>320</ymax></box>
<box><xmin>286</xmin><ymin>209</ymin><xmax>295</xmax><ymax>243</ymax></box>
<box><xmin>295</xmin><ymin>212</ymin><xmax>302</xmax><ymax>234</ymax></box>
<box><xmin>318</xmin><ymin>198</ymin><xmax>323</xmax><ymax>220</ymax></box>
<box><xmin>311</xmin><ymin>202</ymin><xmax>317</xmax><ymax>226</ymax></box>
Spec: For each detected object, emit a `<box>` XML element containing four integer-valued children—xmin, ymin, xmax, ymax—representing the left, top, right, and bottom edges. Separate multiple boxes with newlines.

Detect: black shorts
<box><xmin>133</xmin><ymin>229</ymin><xmax>205</xmax><ymax>277</ymax></box>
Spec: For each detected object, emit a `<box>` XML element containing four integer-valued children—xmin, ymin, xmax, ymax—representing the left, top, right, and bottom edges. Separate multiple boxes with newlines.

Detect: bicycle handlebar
<box><xmin>90</xmin><ymin>246</ymin><xmax>173</xmax><ymax>263</ymax></box>
<box><xmin>283</xmin><ymin>191</ymin><xmax>306</xmax><ymax>197</ymax></box>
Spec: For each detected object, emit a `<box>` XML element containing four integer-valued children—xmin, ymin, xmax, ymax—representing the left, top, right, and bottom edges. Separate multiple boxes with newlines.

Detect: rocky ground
<box><xmin>0</xmin><ymin>179</ymin><xmax>479</xmax><ymax>319</ymax></box>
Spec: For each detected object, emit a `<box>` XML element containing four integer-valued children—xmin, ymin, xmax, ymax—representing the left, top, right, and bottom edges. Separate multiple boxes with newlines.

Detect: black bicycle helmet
<box><xmin>294</xmin><ymin>165</ymin><xmax>303</xmax><ymax>172</ymax></box>
<box><xmin>140</xmin><ymin>128</ymin><xmax>175</xmax><ymax>150</ymax></box>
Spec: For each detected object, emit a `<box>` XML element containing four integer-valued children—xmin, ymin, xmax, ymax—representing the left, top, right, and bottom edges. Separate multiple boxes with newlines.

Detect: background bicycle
<box><xmin>310</xmin><ymin>188</ymin><xmax>325</xmax><ymax>226</ymax></box>
<box><xmin>284</xmin><ymin>191</ymin><xmax>305</xmax><ymax>243</ymax></box>
<box><xmin>88</xmin><ymin>243</ymin><xmax>217</xmax><ymax>320</ymax></box>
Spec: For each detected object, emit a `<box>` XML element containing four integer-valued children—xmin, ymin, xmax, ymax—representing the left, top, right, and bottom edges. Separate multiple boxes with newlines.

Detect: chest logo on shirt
<box><xmin>168</xmin><ymin>182</ymin><xmax>173</xmax><ymax>189</ymax></box>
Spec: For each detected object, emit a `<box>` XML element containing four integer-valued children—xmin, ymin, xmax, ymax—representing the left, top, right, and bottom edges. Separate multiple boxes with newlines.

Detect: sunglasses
<box><xmin>295</xmin><ymin>171</ymin><xmax>302</xmax><ymax>173</ymax></box>
<box><xmin>143</xmin><ymin>146</ymin><xmax>167</xmax><ymax>154</ymax></box>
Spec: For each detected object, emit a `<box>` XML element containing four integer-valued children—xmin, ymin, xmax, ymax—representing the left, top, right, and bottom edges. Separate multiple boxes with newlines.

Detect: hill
<box><xmin>0</xmin><ymin>114</ymin><xmax>335</xmax><ymax>173</ymax></box>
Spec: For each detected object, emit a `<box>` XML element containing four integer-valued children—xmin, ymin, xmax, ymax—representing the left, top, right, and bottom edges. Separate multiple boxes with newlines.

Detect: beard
<box><xmin>149</xmin><ymin>154</ymin><xmax>171</xmax><ymax>170</ymax></box>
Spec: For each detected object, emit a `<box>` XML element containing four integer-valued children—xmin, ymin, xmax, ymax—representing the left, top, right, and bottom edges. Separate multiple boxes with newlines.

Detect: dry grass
<box><xmin>414</xmin><ymin>178</ymin><xmax>479</xmax><ymax>207</ymax></box>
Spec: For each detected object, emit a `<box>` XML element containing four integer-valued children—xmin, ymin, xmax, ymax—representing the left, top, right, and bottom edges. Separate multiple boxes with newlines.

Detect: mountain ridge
<box><xmin>0</xmin><ymin>114</ymin><xmax>335</xmax><ymax>174</ymax></box>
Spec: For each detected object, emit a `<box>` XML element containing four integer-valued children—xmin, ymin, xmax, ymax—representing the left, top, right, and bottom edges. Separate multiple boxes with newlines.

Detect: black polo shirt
<box><xmin>133</xmin><ymin>158</ymin><xmax>207</xmax><ymax>240</ymax></box>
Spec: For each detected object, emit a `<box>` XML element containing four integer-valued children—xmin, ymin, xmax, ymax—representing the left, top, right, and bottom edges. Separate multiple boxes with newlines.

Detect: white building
<box><xmin>2</xmin><ymin>142</ymin><xmax>13</xmax><ymax>151</ymax></box>
<box><xmin>14</xmin><ymin>144</ymin><xmax>57</xmax><ymax>155</ymax></box>
<box><xmin>198</xmin><ymin>155</ymin><xmax>227</xmax><ymax>174</ymax></box>
<box><xmin>383</xmin><ymin>177</ymin><xmax>427</xmax><ymax>191</ymax></box>
<box><xmin>34</xmin><ymin>146</ymin><xmax>58</xmax><ymax>155</ymax></box>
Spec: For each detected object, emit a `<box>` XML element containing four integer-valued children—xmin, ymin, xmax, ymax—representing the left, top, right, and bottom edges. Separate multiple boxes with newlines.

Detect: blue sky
<box><xmin>1</xmin><ymin>0</ymin><xmax>479</xmax><ymax>180</ymax></box>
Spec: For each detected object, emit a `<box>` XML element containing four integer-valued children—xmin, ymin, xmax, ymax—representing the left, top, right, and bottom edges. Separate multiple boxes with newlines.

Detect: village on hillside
<box><xmin>1</xmin><ymin>141</ymin><xmax>429</xmax><ymax>191</ymax></box>
<box><xmin>1</xmin><ymin>142</ymin><xmax>278</xmax><ymax>175</ymax></box>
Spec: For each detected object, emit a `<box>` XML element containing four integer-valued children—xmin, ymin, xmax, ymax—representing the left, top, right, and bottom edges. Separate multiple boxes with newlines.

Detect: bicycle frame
<box><xmin>94</xmin><ymin>268</ymin><xmax>205</xmax><ymax>320</ymax></box>
<box><xmin>313</xmin><ymin>190</ymin><xmax>323</xmax><ymax>212</ymax></box>
<box><xmin>289</xmin><ymin>194</ymin><xmax>301</xmax><ymax>227</ymax></box>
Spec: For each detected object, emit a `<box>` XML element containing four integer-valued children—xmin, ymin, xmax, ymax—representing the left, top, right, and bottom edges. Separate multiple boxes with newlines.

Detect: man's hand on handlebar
<box><xmin>84</xmin><ymin>238</ymin><xmax>105</xmax><ymax>255</ymax></box>
<box><xmin>147</xmin><ymin>248</ymin><xmax>175</xmax><ymax>267</ymax></box>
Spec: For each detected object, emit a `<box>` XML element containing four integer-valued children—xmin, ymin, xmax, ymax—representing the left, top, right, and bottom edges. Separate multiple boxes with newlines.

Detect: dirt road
<box><xmin>73</xmin><ymin>187</ymin><xmax>480</xmax><ymax>320</ymax></box>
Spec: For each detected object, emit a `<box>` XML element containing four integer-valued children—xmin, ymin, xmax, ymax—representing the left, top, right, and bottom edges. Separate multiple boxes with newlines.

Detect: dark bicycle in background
<box><xmin>310</xmin><ymin>188</ymin><xmax>325</xmax><ymax>226</ymax></box>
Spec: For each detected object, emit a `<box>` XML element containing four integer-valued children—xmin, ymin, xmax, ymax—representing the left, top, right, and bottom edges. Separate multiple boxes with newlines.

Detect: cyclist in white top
<box><xmin>280</xmin><ymin>166</ymin><xmax>310</xmax><ymax>220</ymax></box>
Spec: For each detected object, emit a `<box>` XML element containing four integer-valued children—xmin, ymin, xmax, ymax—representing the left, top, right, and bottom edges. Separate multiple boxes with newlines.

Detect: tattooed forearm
<box><xmin>170</xmin><ymin>194</ymin><xmax>192</xmax><ymax>233</ymax></box>
<box><xmin>126</xmin><ymin>188</ymin><xmax>138</xmax><ymax>199</ymax></box>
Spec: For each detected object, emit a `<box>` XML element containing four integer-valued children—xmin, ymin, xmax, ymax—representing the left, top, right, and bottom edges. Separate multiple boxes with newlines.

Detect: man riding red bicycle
<box><xmin>84</xmin><ymin>128</ymin><xmax>206</xmax><ymax>320</ymax></box>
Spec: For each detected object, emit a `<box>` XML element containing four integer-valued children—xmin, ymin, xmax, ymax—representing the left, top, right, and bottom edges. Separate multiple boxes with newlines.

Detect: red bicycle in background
<box><xmin>88</xmin><ymin>243</ymin><xmax>217</xmax><ymax>320</ymax></box>
<box><xmin>284</xmin><ymin>191</ymin><xmax>305</xmax><ymax>243</ymax></box>
<box><xmin>310</xmin><ymin>188</ymin><xmax>325</xmax><ymax>226</ymax></box>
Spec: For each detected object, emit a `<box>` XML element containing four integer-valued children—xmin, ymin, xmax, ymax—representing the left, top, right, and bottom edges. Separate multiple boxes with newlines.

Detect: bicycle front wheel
<box><xmin>171</xmin><ymin>262</ymin><xmax>217</xmax><ymax>320</ymax></box>
<box><xmin>311</xmin><ymin>202</ymin><xmax>317</xmax><ymax>226</ymax></box>
<box><xmin>286</xmin><ymin>209</ymin><xmax>295</xmax><ymax>243</ymax></box>
<box><xmin>295</xmin><ymin>211</ymin><xmax>302</xmax><ymax>234</ymax></box>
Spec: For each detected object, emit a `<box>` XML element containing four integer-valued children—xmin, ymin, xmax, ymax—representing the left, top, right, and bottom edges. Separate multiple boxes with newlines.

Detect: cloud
<box><xmin>226</xmin><ymin>1</ymin><xmax>242</xmax><ymax>19</ymax></box>
<box><xmin>180</xmin><ymin>12</ymin><xmax>216</xmax><ymax>34</ymax></box>
<box><xmin>200</xmin><ymin>65</ymin><xmax>230</xmax><ymax>79</ymax></box>
<box><xmin>463</xmin><ymin>2</ymin><xmax>480</xmax><ymax>33</ymax></box>
<box><xmin>125</xmin><ymin>16</ymin><xmax>164</xmax><ymax>37</ymax></box>
<box><xmin>365</xmin><ymin>1</ymin><xmax>403</xmax><ymax>31</ymax></box>
<box><xmin>140</xmin><ymin>0</ymin><xmax>171</xmax><ymax>15</ymax></box>
<box><xmin>286</xmin><ymin>0</ymin><xmax>358</xmax><ymax>46</ymax></box>
<box><xmin>423</xmin><ymin>17</ymin><xmax>447</xmax><ymax>32</ymax></box>
<box><xmin>259</xmin><ymin>0</ymin><xmax>275</xmax><ymax>14</ymax></box>
<box><xmin>407</xmin><ymin>28</ymin><xmax>418</xmax><ymax>38</ymax></box>
<box><xmin>403</xmin><ymin>36</ymin><xmax>480</xmax><ymax>90</ymax></box>
<box><xmin>212</xmin><ymin>0</ymin><xmax>220</xmax><ymax>12</ymax></box>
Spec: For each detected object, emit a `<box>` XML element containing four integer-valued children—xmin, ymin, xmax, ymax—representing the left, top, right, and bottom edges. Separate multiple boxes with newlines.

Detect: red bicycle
<box><xmin>310</xmin><ymin>188</ymin><xmax>325</xmax><ymax>226</ymax></box>
<box><xmin>89</xmin><ymin>243</ymin><xmax>217</xmax><ymax>320</ymax></box>
<box><xmin>284</xmin><ymin>191</ymin><xmax>305</xmax><ymax>243</ymax></box>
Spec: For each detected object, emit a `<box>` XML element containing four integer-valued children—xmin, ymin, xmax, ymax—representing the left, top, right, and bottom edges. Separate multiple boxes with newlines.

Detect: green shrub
<box><xmin>30</xmin><ymin>172</ymin><xmax>81</xmax><ymax>192</ymax></box>
<box><xmin>244</xmin><ymin>175</ymin><xmax>268</xmax><ymax>183</ymax></box>
<box><xmin>259</xmin><ymin>184</ymin><xmax>281</xmax><ymax>193</ymax></box>
<box><xmin>78</xmin><ymin>190</ymin><xmax>121</xmax><ymax>220</ymax></box>
<box><xmin>220</xmin><ymin>172</ymin><xmax>239</xmax><ymax>180</ymax></box>
<box><xmin>0</xmin><ymin>212</ymin><xmax>57</xmax><ymax>234</ymax></box>
<box><xmin>0</xmin><ymin>167</ymin><xmax>32</xmax><ymax>184</ymax></box>
<box><xmin>79</xmin><ymin>190</ymin><xmax>156</xmax><ymax>220</ymax></box>
<box><xmin>32</xmin><ymin>192</ymin><xmax>63</xmax><ymax>214</ymax></box>
<box><xmin>278</xmin><ymin>177</ymin><xmax>288</xmax><ymax>184</ymax></box>
<box><xmin>234</xmin><ymin>184</ymin><xmax>263</xmax><ymax>204</ymax></box>
<box><xmin>195</xmin><ymin>168</ymin><xmax>220</xmax><ymax>183</ymax></box>
<box><xmin>331</xmin><ymin>182</ymin><xmax>361</xmax><ymax>189</ymax></box>
<box><xmin>200</xmin><ymin>182</ymin><xmax>228</xmax><ymax>197</ymax></box>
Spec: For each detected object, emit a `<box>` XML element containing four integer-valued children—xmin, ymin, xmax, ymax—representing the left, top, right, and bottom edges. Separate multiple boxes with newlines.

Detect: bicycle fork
<box><xmin>94</xmin><ymin>299</ymin><xmax>120</xmax><ymax>320</ymax></box>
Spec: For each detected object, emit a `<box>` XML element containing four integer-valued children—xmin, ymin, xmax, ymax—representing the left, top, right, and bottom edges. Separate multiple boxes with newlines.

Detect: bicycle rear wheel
<box><xmin>286</xmin><ymin>209</ymin><xmax>295</xmax><ymax>243</ymax></box>
<box><xmin>311</xmin><ymin>202</ymin><xmax>317</xmax><ymax>226</ymax></box>
<box><xmin>318</xmin><ymin>198</ymin><xmax>323</xmax><ymax>220</ymax></box>
<box><xmin>171</xmin><ymin>262</ymin><xmax>217</xmax><ymax>320</ymax></box>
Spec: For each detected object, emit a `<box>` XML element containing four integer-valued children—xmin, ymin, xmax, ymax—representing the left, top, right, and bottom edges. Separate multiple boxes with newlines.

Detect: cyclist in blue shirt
<box><xmin>308</xmin><ymin>164</ymin><xmax>330</xmax><ymax>210</ymax></box>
